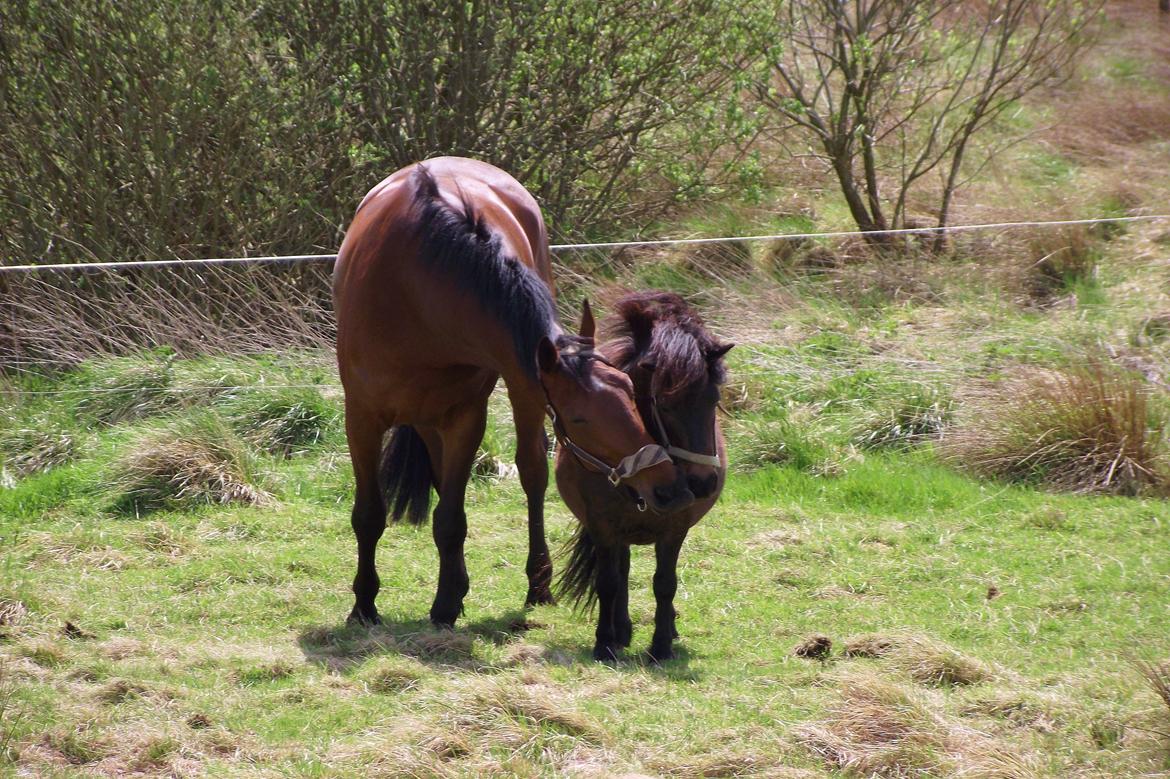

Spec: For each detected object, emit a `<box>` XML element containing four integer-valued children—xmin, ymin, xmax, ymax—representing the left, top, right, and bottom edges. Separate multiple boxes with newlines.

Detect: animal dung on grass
<box><xmin>794</xmin><ymin>634</ymin><xmax>833</xmax><ymax>660</ymax></box>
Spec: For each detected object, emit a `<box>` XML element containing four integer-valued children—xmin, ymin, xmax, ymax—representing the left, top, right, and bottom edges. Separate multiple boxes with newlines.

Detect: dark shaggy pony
<box><xmin>554</xmin><ymin>291</ymin><xmax>732</xmax><ymax>661</ymax></box>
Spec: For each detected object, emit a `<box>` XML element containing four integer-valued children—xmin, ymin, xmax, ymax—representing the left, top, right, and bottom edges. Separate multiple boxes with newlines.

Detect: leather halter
<box><xmin>544</xmin><ymin>402</ymin><xmax>672</xmax><ymax>489</ymax></box>
<box><xmin>645</xmin><ymin>397</ymin><xmax>723</xmax><ymax>469</ymax></box>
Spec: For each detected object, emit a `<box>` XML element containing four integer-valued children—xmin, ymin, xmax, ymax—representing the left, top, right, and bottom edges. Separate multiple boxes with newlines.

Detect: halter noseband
<box><xmin>646</xmin><ymin>397</ymin><xmax>723</xmax><ymax>469</ymax></box>
<box><xmin>539</xmin><ymin>342</ymin><xmax>722</xmax><ymax>512</ymax></box>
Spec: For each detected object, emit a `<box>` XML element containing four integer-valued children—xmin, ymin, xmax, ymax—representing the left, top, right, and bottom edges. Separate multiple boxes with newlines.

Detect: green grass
<box><xmin>1</xmin><ymin>342</ymin><xmax>1168</xmax><ymax>776</ymax></box>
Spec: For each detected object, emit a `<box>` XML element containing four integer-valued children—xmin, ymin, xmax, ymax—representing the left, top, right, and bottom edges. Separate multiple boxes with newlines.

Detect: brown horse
<box><xmin>556</xmin><ymin>291</ymin><xmax>731</xmax><ymax>661</ymax></box>
<box><xmin>333</xmin><ymin>158</ymin><xmax>693</xmax><ymax>628</ymax></box>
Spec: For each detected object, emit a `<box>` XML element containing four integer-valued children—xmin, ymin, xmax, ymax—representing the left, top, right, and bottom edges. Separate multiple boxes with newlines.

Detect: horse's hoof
<box><xmin>592</xmin><ymin>643</ymin><xmax>621</xmax><ymax>662</ymax></box>
<box><xmin>646</xmin><ymin>643</ymin><xmax>674</xmax><ymax>664</ymax></box>
<box><xmin>346</xmin><ymin>606</ymin><xmax>381</xmax><ymax>627</ymax></box>
<box><xmin>524</xmin><ymin>588</ymin><xmax>556</xmax><ymax>607</ymax></box>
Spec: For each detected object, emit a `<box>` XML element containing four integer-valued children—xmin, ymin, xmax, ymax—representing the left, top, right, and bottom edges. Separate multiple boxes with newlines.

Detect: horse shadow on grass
<box><xmin>296</xmin><ymin>609</ymin><xmax>700</xmax><ymax>680</ymax></box>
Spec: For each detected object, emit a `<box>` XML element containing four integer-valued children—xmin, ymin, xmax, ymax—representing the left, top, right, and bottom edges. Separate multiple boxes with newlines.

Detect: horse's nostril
<box><xmin>687</xmin><ymin>473</ymin><xmax>718</xmax><ymax>499</ymax></box>
<box><xmin>653</xmin><ymin>484</ymin><xmax>676</xmax><ymax>505</ymax></box>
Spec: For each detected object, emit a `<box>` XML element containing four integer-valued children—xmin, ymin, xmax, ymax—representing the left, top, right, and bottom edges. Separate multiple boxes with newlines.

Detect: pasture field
<box><xmin>2</xmin><ymin>205</ymin><xmax>1170</xmax><ymax>776</ymax></box>
<box><xmin>3</xmin><ymin>4</ymin><xmax>1170</xmax><ymax>776</ymax></box>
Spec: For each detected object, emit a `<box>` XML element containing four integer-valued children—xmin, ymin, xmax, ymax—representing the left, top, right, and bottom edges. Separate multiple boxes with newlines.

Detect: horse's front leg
<box><xmin>428</xmin><ymin>402</ymin><xmax>488</xmax><ymax>628</ymax></box>
<box><xmin>513</xmin><ymin>403</ymin><xmax>554</xmax><ymax>606</ymax></box>
<box><xmin>593</xmin><ymin>544</ymin><xmax>624</xmax><ymax>661</ymax></box>
<box><xmin>649</xmin><ymin>535</ymin><xmax>686</xmax><ymax>662</ymax></box>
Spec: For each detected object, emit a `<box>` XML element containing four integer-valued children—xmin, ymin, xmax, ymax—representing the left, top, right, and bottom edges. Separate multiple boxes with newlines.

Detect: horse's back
<box><xmin>332</xmin><ymin>158</ymin><xmax>550</xmax><ymax>423</ymax></box>
<box><xmin>337</xmin><ymin>157</ymin><xmax>549</xmax><ymax>290</ymax></box>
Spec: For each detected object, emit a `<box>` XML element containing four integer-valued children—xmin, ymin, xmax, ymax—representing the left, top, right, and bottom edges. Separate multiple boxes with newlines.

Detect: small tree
<box><xmin>748</xmin><ymin>0</ymin><xmax>1101</xmax><ymax>246</ymax></box>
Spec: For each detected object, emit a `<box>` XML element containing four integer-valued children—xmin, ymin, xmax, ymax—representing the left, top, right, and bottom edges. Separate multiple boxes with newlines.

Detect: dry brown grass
<box><xmin>1133</xmin><ymin>656</ymin><xmax>1170</xmax><ymax>738</ymax></box>
<box><xmin>112</xmin><ymin>417</ymin><xmax>270</xmax><ymax>512</ymax></box>
<box><xmin>1019</xmin><ymin>225</ymin><xmax>1097</xmax><ymax>303</ymax></box>
<box><xmin>942</xmin><ymin>362</ymin><xmax>1170</xmax><ymax>495</ymax></box>
<box><xmin>333</xmin><ymin>674</ymin><xmax>614</xmax><ymax>777</ymax></box>
<box><xmin>841</xmin><ymin>632</ymin><xmax>994</xmax><ymax>687</ymax></box>
<box><xmin>0</xmin><ymin>264</ymin><xmax>334</xmax><ymax>367</ymax></box>
<box><xmin>797</xmin><ymin>671</ymin><xmax>1036</xmax><ymax>778</ymax></box>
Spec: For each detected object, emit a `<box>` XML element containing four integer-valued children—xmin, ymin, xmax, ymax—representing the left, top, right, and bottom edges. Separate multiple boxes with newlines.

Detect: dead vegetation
<box><xmin>797</xmin><ymin>671</ymin><xmax>1036</xmax><ymax>778</ymax></box>
<box><xmin>842</xmin><ymin>632</ymin><xmax>995</xmax><ymax>687</ymax></box>
<box><xmin>942</xmin><ymin>363</ymin><xmax>1170</xmax><ymax>495</ymax></box>
<box><xmin>111</xmin><ymin>416</ymin><xmax>271</xmax><ymax>512</ymax></box>
<box><xmin>332</xmin><ymin>673</ymin><xmax>613</xmax><ymax>777</ymax></box>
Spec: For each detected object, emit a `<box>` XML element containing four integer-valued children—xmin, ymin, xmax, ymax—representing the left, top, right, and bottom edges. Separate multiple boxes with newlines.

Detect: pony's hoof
<box><xmin>646</xmin><ymin>643</ymin><xmax>674</xmax><ymax>664</ymax></box>
<box><xmin>592</xmin><ymin>643</ymin><xmax>621</xmax><ymax>662</ymax></box>
<box><xmin>346</xmin><ymin>607</ymin><xmax>381</xmax><ymax>627</ymax></box>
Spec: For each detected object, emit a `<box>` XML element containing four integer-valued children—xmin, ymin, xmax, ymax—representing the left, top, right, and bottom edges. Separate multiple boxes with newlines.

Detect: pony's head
<box><xmin>539</xmin><ymin>300</ymin><xmax>694</xmax><ymax>514</ymax></box>
<box><xmin>605</xmin><ymin>292</ymin><xmax>732</xmax><ymax>500</ymax></box>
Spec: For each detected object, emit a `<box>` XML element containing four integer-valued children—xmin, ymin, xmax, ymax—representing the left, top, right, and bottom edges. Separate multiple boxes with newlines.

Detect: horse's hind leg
<box><xmin>429</xmin><ymin>401</ymin><xmax>488</xmax><ymax>627</ymax></box>
<box><xmin>513</xmin><ymin>403</ymin><xmax>554</xmax><ymax>606</ymax></box>
<box><xmin>615</xmin><ymin>546</ymin><xmax>632</xmax><ymax>648</ymax></box>
<box><xmin>345</xmin><ymin>405</ymin><xmax>389</xmax><ymax>626</ymax></box>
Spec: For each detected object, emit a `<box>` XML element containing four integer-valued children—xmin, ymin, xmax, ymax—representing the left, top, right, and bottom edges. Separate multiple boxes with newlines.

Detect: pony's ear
<box><xmin>578</xmin><ymin>299</ymin><xmax>596</xmax><ymax>340</ymax></box>
<box><xmin>537</xmin><ymin>336</ymin><xmax>559</xmax><ymax>374</ymax></box>
<box><xmin>708</xmin><ymin>342</ymin><xmax>734</xmax><ymax>362</ymax></box>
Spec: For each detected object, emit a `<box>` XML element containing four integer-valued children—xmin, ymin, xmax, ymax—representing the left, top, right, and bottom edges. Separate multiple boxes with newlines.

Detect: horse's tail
<box><xmin>379</xmin><ymin>425</ymin><xmax>434</xmax><ymax>525</ymax></box>
<box><xmin>556</xmin><ymin>525</ymin><xmax>599</xmax><ymax>611</ymax></box>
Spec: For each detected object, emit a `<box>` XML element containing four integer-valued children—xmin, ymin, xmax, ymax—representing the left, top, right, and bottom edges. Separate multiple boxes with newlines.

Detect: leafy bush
<box><xmin>0</xmin><ymin>0</ymin><xmax>755</xmax><ymax>275</ymax></box>
<box><xmin>942</xmin><ymin>363</ymin><xmax>1169</xmax><ymax>495</ymax></box>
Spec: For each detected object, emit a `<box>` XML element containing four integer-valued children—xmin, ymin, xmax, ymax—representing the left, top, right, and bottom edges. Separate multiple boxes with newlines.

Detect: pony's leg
<box><xmin>512</xmin><ymin>404</ymin><xmax>554</xmax><ymax>606</ymax></box>
<box><xmin>649</xmin><ymin>535</ymin><xmax>686</xmax><ymax>662</ymax></box>
<box><xmin>345</xmin><ymin>405</ymin><xmax>388</xmax><ymax>626</ymax></box>
<box><xmin>615</xmin><ymin>545</ymin><xmax>633</xmax><ymax>648</ymax></box>
<box><xmin>593</xmin><ymin>544</ymin><xmax>624</xmax><ymax>661</ymax></box>
<box><xmin>428</xmin><ymin>402</ymin><xmax>487</xmax><ymax>628</ymax></box>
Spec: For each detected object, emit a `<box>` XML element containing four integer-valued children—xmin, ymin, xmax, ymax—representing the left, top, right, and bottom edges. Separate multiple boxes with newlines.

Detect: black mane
<box><xmin>604</xmin><ymin>291</ymin><xmax>726</xmax><ymax>398</ymax></box>
<box><xmin>412</xmin><ymin>165</ymin><xmax>555</xmax><ymax>379</ymax></box>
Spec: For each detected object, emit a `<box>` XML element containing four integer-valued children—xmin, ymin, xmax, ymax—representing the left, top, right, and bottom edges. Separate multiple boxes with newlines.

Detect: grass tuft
<box><xmin>854</xmin><ymin>386</ymin><xmax>952</xmax><ymax>451</ymax></box>
<box><xmin>74</xmin><ymin>358</ymin><xmax>174</xmax><ymax>425</ymax></box>
<box><xmin>110</xmin><ymin>415</ymin><xmax>270</xmax><ymax>512</ymax></box>
<box><xmin>942</xmin><ymin>363</ymin><xmax>1170</xmax><ymax>495</ymax></box>
<box><xmin>1133</xmin><ymin>656</ymin><xmax>1170</xmax><ymax>737</ymax></box>
<box><xmin>797</xmin><ymin>671</ymin><xmax>1034</xmax><ymax>778</ymax></box>
<box><xmin>222</xmin><ymin>386</ymin><xmax>340</xmax><ymax>457</ymax></box>
<box><xmin>730</xmin><ymin>417</ymin><xmax>835</xmax><ymax>474</ymax></box>
<box><xmin>1022</xmin><ymin>225</ymin><xmax>1098</xmax><ymax>303</ymax></box>
<box><xmin>0</xmin><ymin>424</ymin><xmax>77</xmax><ymax>478</ymax></box>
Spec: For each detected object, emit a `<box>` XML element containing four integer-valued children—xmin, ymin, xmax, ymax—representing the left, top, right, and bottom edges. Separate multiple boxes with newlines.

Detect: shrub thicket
<box><xmin>0</xmin><ymin>0</ymin><xmax>753</xmax><ymax>269</ymax></box>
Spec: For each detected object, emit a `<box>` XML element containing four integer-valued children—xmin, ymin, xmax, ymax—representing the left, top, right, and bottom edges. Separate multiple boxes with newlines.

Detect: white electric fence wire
<box><xmin>1</xmin><ymin>214</ymin><xmax>1168</xmax><ymax>274</ymax></box>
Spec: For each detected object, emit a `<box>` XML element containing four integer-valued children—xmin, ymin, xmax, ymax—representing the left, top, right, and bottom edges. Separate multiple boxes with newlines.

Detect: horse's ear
<box><xmin>708</xmin><ymin>342</ymin><xmax>734</xmax><ymax>362</ymax></box>
<box><xmin>578</xmin><ymin>299</ymin><xmax>596</xmax><ymax>340</ymax></box>
<box><xmin>537</xmin><ymin>336</ymin><xmax>559</xmax><ymax>374</ymax></box>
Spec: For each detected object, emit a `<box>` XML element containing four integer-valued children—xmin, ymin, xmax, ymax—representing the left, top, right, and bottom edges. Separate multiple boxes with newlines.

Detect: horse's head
<box><xmin>607</xmin><ymin>292</ymin><xmax>733</xmax><ymax>501</ymax></box>
<box><xmin>538</xmin><ymin>301</ymin><xmax>693</xmax><ymax>514</ymax></box>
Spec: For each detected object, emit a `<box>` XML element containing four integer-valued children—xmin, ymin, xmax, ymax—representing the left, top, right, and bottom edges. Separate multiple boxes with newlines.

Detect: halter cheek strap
<box><xmin>648</xmin><ymin>398</ymin><xmax>723</xmax><ymax>469</ymax></box>
<box><xmin>545</xmin><ymin>404</ymin><xmax>672</xmax><ymax>487</ymax></box>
